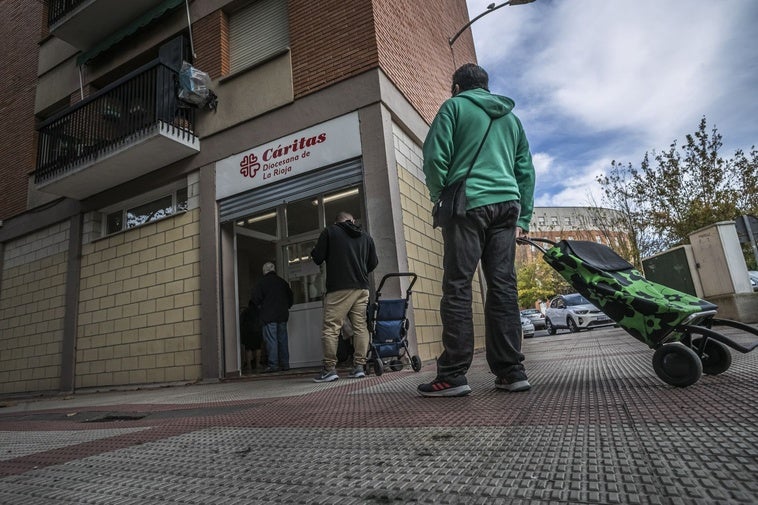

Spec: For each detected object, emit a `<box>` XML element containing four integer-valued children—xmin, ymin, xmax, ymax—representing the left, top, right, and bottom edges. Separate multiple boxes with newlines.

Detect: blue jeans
<box><xmin>263</xmin><ymin>322</ymin><xmax>289</xmax><ymax>369</ymax></box>
<box><xmin>437</xmin><ymin>201</ymin><xmax>525</xmax><ymax>379</ymax></box>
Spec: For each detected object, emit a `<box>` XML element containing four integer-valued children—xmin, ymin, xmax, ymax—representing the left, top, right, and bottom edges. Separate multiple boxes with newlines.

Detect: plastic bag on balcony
<box><xmin>177</xmin><ymin>61</ymin><xmax>214</xmax><ymax>108</ymax></box>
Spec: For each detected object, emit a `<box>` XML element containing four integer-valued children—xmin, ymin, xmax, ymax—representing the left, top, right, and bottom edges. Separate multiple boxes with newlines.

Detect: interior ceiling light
<box><xmin>246</xmin><ymin>211</ymin><xmax>276</xmax><ymax>224</ymax></box>
<box><xmin>313</xmin><ymin>188</ymin><xmax>360</xmax><ymax>205</ymax></box>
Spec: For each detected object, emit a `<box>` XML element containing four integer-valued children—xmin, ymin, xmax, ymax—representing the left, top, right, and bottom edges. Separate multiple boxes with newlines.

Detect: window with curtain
<box><xmin>229</xmin><ymin>0</ymin><xmax>289</xmax><ymax>74</ymax></box>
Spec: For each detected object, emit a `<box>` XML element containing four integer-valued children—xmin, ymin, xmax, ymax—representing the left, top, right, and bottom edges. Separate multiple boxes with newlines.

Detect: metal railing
<box><xmin>35</xmin><ymin>60</ymin><xmax>195</xmax><ymax>184</ymax></box>
<box><xmin>48</xmin><ymin>0</ymin><xmax>88</xmax><ymax>26</ymax></box>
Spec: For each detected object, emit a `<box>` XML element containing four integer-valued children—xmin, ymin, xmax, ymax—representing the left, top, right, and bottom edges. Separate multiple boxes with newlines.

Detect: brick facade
<box><xmin>289</xmin><ymin>0</ymin><xmax>379</xmax><ymax>98</ymax></box>
<box><xmin>375</xmin><ymin>0</ymin><xmax>476</xmax><ymax>124</ymax></box>
<box><xmin>0</xmin><ymin>0</ymin><xmax>480</xmax><ymax>395</ymax></box>
<box><xmin>192</xmin><ymin>10</ymin><xmax>230</xmax><ymax>81</ymax></box>
<box><xmin>0</xmin><ymin>0</ymin><xmax>44</xmax><ymax>221</ymax></box>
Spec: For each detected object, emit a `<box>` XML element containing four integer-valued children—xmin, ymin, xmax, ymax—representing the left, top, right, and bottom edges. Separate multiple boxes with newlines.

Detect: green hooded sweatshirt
<box><xmin>422</xmin><ymin>88</ymin><xmax>535</xmax><ymax>231</ymax></box>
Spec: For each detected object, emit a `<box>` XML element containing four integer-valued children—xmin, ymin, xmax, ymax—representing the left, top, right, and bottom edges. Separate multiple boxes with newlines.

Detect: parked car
<box><xmin>750</xmin><ymin>271</ymin><xmax>758</xmax><ymax>292</ymax></box>
<box><xmin>521</xmin><ymin>316</ymin><xmax>535</xmax><ymax>339</ymax></box>
<box><xmin>520</xmin><ymin>308</ymin><xmax>546</xmax><ymax>330</ymax></box>
<box><xmin>544</xmin><ymin>293</ymin><xmax>613</xmax><ymax>334</ymax></box>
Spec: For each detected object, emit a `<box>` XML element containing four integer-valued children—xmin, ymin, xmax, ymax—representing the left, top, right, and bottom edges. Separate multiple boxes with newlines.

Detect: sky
<box><xmin>463</xmin><ymin>0</ymin><xmax>758</xmax><ymax>208</ymax></box>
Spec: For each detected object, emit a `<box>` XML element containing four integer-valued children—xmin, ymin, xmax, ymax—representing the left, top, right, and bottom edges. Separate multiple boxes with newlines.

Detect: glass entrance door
<box><xmin>283</xmin><ymin>237</ymin><xmax>324</xmax><ymax>368</ymax></box>
<box><xmin>231</xmin><ymin>183</ymin><xmax>365</xmax><ymax>372</ymax></box>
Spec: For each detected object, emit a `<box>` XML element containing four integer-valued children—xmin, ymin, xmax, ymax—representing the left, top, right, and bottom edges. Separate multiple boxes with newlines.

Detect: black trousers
<box><xmin>437</xmin><ymin>200</ymin><xmax>525</xmax><ymax>379</ymax></box>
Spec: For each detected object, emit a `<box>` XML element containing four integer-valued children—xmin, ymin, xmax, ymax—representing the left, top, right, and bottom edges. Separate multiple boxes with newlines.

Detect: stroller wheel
<box><xmin>692</xmin><ymin>337</ymin><xmax>732</xmax><ymax>375</ymax></box>
<box><xmin>411</xmin><ymin>355</ymin><xmax>422</xmax><ymax>372</ymax></box>
<box><xmin>372</xmin><ymin>359</ymin><xmax>384</xmax><ymax>376</ymax></box>
<box><xmin>389</xmin><ymin>359</ymin><xmax>404</xmax><ymax>372</ymax></box>
<box><xmin>652</xmin><ymin>343</ymin><xmax>702</xmax><ymax>387</ymax></box>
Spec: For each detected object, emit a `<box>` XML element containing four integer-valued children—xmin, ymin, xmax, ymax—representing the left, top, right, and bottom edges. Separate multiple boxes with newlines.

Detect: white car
<box><xmin>545</xmin><ymin>293</ymin><xmax>614</xmax><ymax>334</ymax></box>
<box><xmin>749</xmin><ymin>271</ymin><xmax>758</xmax><ymax>292</ymax></box>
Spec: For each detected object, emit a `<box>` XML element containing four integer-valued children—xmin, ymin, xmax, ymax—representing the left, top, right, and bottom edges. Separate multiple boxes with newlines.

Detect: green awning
<box><xmin>77</xmin><ymin>0</ymin><xmax>185</xmax><ymax>66</ymax></box>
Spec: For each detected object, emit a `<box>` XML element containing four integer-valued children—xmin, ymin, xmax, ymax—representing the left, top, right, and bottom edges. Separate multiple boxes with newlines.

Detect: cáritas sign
<box><xmin>216</xmin><ymin>113</ymin><xmax>360</xmax><ymax>199</ymax></box>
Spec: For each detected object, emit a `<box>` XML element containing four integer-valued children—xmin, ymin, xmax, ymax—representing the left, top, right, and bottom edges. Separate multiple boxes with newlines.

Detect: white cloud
<box><xmin>531</xmin><ymin>152</ymin><xmax>552</xmax><ymax>176</ymax></box>
<box><xmin>534</xmin><ymin>157</ymin><xmax>610</xmax><ymax>208</ymax></box>
<box><xmin>465</xmin><ymin>0</ymin><xmax>758</xmax><ymax>206</ymax></box>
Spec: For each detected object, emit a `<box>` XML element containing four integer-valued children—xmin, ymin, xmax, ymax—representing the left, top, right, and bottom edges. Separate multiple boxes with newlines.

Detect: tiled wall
<box><xmin>75</xmin><ymin>208</ymin><xmax>202</xmax><ymax>388</ymax></box>
<box><xmin>0</xmin><ymin>222</ymin><xmax>70</xmax><ymax>394</ymax></box>
<box><xmin>392</xmin><ymin>124</ymin><xmax>485</xmax><ymax>361</ymax></box>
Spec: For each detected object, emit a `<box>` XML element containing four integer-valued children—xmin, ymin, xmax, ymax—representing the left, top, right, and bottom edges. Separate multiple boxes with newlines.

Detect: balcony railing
<box><xmin>48</xmin><ymin>0</ymin><xmax>87</xmax><ymax>26</ymax></box>
<box><xmin>35</xmin><ymin>60</ymin><xmax>195</xmax><ymax>185</ymax></box>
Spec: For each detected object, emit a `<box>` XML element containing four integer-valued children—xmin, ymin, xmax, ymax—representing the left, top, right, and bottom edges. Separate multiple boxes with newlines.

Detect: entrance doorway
<box><xmin>232</xmin><ymin>185</ymin><xmax>364</xmax><ymax>372</ymax></box>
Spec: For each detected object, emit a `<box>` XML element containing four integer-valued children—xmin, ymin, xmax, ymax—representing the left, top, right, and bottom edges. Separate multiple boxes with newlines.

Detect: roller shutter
<box><xmin>229</xmin><ymin>0</ymin><xmax>290</xmax><ymax>73</ymax></box>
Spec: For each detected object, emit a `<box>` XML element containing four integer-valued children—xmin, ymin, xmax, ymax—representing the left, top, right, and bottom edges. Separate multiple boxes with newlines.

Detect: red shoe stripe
<box><xmin>433</xmin><ymin>382</ymin><xmax>449</xmax><ymax>391</ymax></box>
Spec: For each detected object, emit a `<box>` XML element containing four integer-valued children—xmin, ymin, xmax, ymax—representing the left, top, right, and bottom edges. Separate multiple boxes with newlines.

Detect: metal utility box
<box><xmin>689</xmin><ymin>221</ymin><xmax>752</xmax><ymax>297</ymax></box>
<box><xmin>642</xmin><ymin>245</ymin><xmax>703</xmax><ymax>297</ymax></box>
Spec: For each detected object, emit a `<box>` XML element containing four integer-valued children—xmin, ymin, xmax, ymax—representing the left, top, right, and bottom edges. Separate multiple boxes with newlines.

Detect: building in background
<box><xmin>0</xmin><ymin>0</ymin><xmax>480</xmax><ymax>395</ymax></box>
<box><xmin>517</xmin><ymin>206</ymin><xmax>630</xmax><ymax>266</ymax></box>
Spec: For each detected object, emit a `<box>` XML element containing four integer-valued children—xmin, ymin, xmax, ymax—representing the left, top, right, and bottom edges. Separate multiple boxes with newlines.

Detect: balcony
<box><xmin>48</xmin><ymin>0</ymin><xmax>181</xmax><ymax>51</ymax></box>
<box><xmin>35</xmin><ymin>60</ymin><xmax>199</xmax><ymax>200</ymax></box>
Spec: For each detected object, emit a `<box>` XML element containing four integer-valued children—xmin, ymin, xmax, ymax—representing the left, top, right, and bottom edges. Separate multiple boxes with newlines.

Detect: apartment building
<box><xmin>0</xmin><ymin>0</ymin><xmax>479</xmax><ymax>395</ymax></box>
<box><xmin>517</xmin><ymin>206</ymin><xmax>629</xmax><ymax>265</ymax></box>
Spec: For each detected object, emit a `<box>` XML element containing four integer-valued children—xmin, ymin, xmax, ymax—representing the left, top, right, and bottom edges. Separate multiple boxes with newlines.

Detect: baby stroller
<box><xmin>367</xmin><ymin>273</ymin><xmax>423</xmax><ymax>376</ymax></box>
<box><xmin>520</xmin><ymin>238</ymin><xmax>758</xmax><ymax>387</ymax></box>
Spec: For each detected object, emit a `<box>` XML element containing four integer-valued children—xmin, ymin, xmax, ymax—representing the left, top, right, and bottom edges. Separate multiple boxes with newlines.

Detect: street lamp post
<box><xmin>448</xmin><ymin>0</ymin><xmax>537</xmax><ymax>48</ymax></box>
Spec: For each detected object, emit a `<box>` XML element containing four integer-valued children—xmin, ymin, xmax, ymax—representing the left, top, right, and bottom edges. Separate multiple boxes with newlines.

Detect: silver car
<box><xmin>520</xmin><ymin>308</ymin><xmax>546</xmax><ymax>330</ymax></box>
<box><xmin>521</xmin><ymin>316</ymin><xmax>535</xmax><ymax>339</ymax></box>
<box><xmin>544</xmin><ymin>293</ymin><xmax>613</xmax><ymax>334</ymax></box>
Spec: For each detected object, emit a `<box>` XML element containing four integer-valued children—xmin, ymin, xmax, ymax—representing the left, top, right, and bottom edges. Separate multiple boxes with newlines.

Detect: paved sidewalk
<box><xmin>1</xmin><ymin>326</ymin><xmax>757</xmax><ymax>505</ymax></box>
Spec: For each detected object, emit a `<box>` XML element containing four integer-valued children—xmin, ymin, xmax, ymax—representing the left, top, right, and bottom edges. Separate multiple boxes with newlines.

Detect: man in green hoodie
<box><xmin>418</xmin><ymin>63</ymin><xmax>535</xmax><ymax>397</ymax></box>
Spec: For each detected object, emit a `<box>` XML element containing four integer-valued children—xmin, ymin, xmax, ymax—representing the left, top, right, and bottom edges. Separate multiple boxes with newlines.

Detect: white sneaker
<box><xmin>313</xmin><ymin>368</ymin><xmax>339</xmax><ymax>383</ymax></box>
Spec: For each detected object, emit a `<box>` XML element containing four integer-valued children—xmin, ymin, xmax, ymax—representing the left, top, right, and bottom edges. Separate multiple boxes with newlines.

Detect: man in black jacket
<box><xmin>311</xmin><ymin>211</ymin><xmax>378</xmax><ymax>382</ymax></box>
<box><xmin>251</xmin><ymin>262</ymin><xmax>294</xmax><ymax>372</ymax></box>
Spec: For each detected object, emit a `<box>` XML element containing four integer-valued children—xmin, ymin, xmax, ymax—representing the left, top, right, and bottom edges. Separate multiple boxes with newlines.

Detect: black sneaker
<box><xmin>417</xmin><ymin>376</ymin><xmax>471</xmax><ymax>397</ymax></box>
<box><xmin>495</xmin><ymin>370</ymin><xmax>531</xmax><ymax>392</ymax></box>
<box><xmin>313</xmin><ymin>368</ymin><xmax>339</xmax><ymax>383</ymax></box>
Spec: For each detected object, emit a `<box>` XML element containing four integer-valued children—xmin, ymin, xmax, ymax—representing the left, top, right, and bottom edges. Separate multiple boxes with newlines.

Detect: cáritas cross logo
<box><xmin>239</xmin><ymin>153</ymin><xmax>260</xmax><ymax>178</ymax></box>
<box><xmin>238</xmin><ymin>133</ymin><xmax>327</xmax><ymax>179</ymax></box>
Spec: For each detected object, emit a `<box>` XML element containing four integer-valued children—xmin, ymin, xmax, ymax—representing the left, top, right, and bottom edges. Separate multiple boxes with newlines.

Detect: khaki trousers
<box><xmin>321</xmin><ymin>289</ymin><xmax>370</xmax><ymax>369</ymax></box>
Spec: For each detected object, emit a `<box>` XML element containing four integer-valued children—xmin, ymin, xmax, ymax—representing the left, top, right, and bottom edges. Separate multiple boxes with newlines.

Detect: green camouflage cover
<box><xmin>543</xmin><ymin>241</ymin><xmax>717</xmax><ymax>348</ymax></box>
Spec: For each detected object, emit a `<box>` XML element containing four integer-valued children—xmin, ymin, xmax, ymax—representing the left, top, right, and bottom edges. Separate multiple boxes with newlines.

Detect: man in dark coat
<box><xmin>311</xmin><ymin>211</ymin><xmax>378</xmax><ymax>382</ymax></box>
<box><xmin>251</xmin><ymin>262</ymin><xmax>294</xmax><ymax>372</ymax></box>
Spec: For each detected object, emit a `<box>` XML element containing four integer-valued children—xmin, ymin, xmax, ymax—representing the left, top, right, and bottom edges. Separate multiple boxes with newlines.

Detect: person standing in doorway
<box><xmin>311</xmin><ymin>211</ymin><xmax>378</xmax><ymax>382</ymax></box>
<box><xmin>419</xmin><ymin>63</ymin><xmax>536</xmax><ymax>397</ymax></box>
<box><xmin>239</xmin><ymin>301</ymin><xmax>263</xmax><ymax>372</ymax></box>
<box><xmin>251</xmin><ymin>261</ymin><xmax>294</xmax><ymax>372</ymax></box>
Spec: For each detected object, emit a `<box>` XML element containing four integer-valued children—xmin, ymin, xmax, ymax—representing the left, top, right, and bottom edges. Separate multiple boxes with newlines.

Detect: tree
<box><xmin>517</xmin><ymin>257</ymin><xmax>570</xmax><ymax>309</ymax></box>
<box><xmin>596</xmin><ymin>118</ymin><xmax>758</xmax><ymax>260</ymax></box>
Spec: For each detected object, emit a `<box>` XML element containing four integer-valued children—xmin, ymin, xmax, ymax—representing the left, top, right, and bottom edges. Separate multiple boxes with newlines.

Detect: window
<box><xmin>287</xmin><ymin>197</ymin><xmax>320</xmax><ymax>237</ymax></box>
<box><xmin>229</xmin><ymin>0</ymin><xmax>289</xmax><ymax>74</ymax></box>
<box><xmin>564</xmin><ymin>216</ymin><xmax>571</xmax><ymax>226</ymax></box>
<box><xmin>105</xmin><ymin>187</ymin><xmax>188</xmax><ymax>235</ymax></box>
<box><xmin>323</xmin><ymin>187</ymin><xmax>361</xmax><ymax>227</ymax></box>
<box><xmin>537</xmin><ymin>216</ymin><xmax>545</xmax><ymax>226</ymax></box>
<box><xmin>550</xmin><ymin>216</ymin><xmax>558</xmax><ymax>226</ymax></box>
